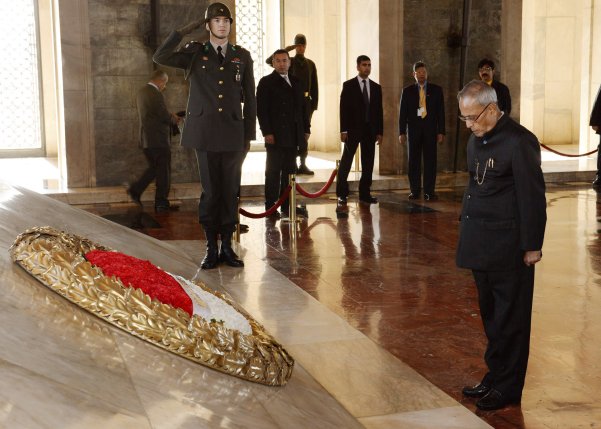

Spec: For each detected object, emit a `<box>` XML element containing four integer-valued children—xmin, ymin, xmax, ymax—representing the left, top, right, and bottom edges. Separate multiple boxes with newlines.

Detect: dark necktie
<box><xmin>362</xmin><ymin>79</ymin><xmax>370</xmax><ymax>121</ymax></box>
<box><xmin>217</xmin><ymin>46</ymin><xmax>224</xmax><ymax>64</ymax></box>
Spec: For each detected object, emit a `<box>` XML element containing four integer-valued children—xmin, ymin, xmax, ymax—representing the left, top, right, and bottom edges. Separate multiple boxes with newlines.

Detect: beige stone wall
<box><xmin>521</xmin><ymin>0</ymin><xmax>601</xmax><ymax>150</ymax></box>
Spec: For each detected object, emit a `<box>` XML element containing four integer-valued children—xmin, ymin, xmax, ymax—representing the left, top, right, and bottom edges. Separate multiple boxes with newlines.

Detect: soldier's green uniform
<box><xmin>153</xmin><ymin>3</ymin><xmax>256</xmax><ymax>269</ymax></box>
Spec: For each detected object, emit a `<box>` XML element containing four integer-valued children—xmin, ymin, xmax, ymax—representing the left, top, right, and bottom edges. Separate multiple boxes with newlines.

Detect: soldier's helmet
<box><xmin>205</xmin><ymin>2</ymin><xmax>233</xmax><ymax>23</ymax></box>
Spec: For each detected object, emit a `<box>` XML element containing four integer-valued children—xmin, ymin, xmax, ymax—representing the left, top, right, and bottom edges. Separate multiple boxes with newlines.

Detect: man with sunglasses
<box><xmin>456</xmin><ymin>80</ymin><xmax>546</xmax><ymax>411</ymax></box>
<box><xmin>478</xmin><ymin>58</ymin><xmax>511</xmax><ymax>116</ymax></box>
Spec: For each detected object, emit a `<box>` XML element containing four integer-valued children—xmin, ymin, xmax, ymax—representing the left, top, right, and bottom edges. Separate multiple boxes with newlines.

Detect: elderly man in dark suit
<box><xmin>128</xmin><ymin>69</ymin><xmax>179</xmax><ymax>212</ymax></box>
<box><xmin>456</xmin><ymin>80</ymin><xmax>547</xmax><ymax>411</ymax></box>
<box><xmin>589</xmin><ymin>86</ymin><xmax>601</xmax><ymax>187</ymax></box>
<box><xmin>257</xmin><ymin>49</ymin><xmax>310</xmax><ymax>217</ymax></box>
<box><xmin>398</xmin><ymin>61</ymin><xmax>445</xmax><ymax>201</ymax></box>
<box><xmin>478</xmin><ymin>58</ymin><xmax>512</xmax><ymax>116</ymax></box>
<box><xmin>336</xmin><ymin>55</ymin><xmax>383</xmax><ymax>207</ymax></box>
<box><xmin>153</xmin><ymin>2</ymin><xmax>256</xmax><ymax>269</ymax></box>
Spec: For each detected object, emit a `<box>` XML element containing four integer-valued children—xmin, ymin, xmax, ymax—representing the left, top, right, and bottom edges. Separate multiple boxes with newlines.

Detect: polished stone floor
<box><xmin>2</xmin><ymin>147</ymin><xmax>601</xmax><ymax>428</ymax></box>
<box><xmin>82</xmin><ymin>183</ymin><xmax>601</xmax><ymax>429</ymax></box>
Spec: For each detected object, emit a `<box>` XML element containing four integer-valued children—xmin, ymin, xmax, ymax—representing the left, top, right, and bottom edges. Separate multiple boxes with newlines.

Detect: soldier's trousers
<box><xmin>195</xmin><ymin>150</ymin><xmax>245</xmax><ymax>235</ymax></box>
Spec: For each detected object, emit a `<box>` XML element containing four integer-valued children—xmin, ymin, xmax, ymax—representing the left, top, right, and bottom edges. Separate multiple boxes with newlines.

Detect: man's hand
<box><xmin>399</xmin><ymin>134</ymin><xmax>407</xmax><ymax>145</ymax></box>
<box><xmin>436</xmin><ymin>134</ymin><xmax>444</xmax><ymax>144</ymax></box>
<box><xmin>304</xmin><ymin>133</ymin><xmax>311</xmax><ymax>141</ymax></box>
<box><xmin>340</xmin><ymin>132</ymin><xmax>348</xmax><ymax>143</ymax></box>
<box><xmin>284</xmin><ymin>44</ymin><xmax>298</xmax><ymax>52</ymax></box>
<box><xmin>177</xmin><ymin>19</ymin><xmax>203</xmax><ymax>35</ymax></box>
<box><xmin>376</xmin><ymin>134</ymin><xmax>383</xmax><ymax>145</ymax></box>
<box><xmin>523</xmin><ymin>250</ymin><xmax>542</xmax><ymax>266</ymax></box>
<box><xmin>244</xmin><ymin>140</ymin><xmax>251</xmax><ymax>153</ymax></box>
<box><xmin>264</xmin><ymin>134</ymin><xmax>275</xmax><ymax>145</ymax></box>
<box><xmin>593</xmin><ymin>125</ymin><xmax>599</xmax><ymax>132</ymax></box>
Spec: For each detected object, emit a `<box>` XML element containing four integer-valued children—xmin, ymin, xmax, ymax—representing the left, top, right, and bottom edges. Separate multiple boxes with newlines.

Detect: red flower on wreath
<box><xmin>85</xmin><ymin>250</ymin><xmax>193</xmax><ymax>316</ymax></box>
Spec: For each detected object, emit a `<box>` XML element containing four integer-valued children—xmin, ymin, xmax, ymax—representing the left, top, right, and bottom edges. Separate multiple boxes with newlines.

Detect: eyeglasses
<box><xmin>459</xmin><ymin>103</ymin><xmax>491</xmax><ymax>122</ymax></box>
<box><xmin>479</xmin><ymin>66</ymin><xmax>493</xmax><ymax>72</ymax></box>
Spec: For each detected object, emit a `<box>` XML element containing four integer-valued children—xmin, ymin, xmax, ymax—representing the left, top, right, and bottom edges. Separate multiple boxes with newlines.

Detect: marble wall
<box><xmin>59</xmin><ymin>0</ymin><xmax>512</xmax><ymax>187</ymax></box>
<box><xmin>378</xmin><ymin>0</ymin><xmax>509</xmax><ymax>174</ymax></box>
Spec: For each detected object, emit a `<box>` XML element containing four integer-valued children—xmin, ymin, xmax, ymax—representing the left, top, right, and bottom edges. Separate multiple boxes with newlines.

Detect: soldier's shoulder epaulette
<box><xmin>231</xmin><ymin>44</ymin><xmax>249</xmax><ymax>54</ymax></box>
<box><xmin>178</xmin><ymin>41</ymin><xmax>203</xmax><ymax>53</ymax></box>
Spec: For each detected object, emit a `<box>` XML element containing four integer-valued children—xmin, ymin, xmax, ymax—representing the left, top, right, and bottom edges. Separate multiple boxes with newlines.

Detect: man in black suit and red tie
<box><xmin>336</xmin><ymin>55</ymin><xmax>383</xmax><ymax>208</ymax></box>
<box><xmin>398</xmin><ymin>61</ymin><xmax>445</xmax><ymax>201</ymax></box>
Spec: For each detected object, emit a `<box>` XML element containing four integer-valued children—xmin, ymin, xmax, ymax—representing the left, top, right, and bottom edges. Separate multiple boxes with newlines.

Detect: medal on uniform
<box><xmin>235</xmin><ymin>65</ymin><xmax>241</xmax><ymax>82</ymax></box>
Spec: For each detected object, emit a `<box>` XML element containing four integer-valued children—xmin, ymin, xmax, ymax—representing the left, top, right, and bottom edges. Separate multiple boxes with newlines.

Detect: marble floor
<box><xmin>1</xmin><ymin>148</ymin><xmax>601</xmax><ymax>428</ymax></box>
<box><xmin>76</xmin><ymin>182</ymin><xmax>601</xmax><ymax>429</ymax></box>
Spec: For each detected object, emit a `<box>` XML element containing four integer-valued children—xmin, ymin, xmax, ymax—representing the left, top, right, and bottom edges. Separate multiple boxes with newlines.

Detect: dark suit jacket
<box><xmin>398</xmin><ymin>82</ymin><xmax>445</xmax><ymax>137</ymax></box>
<box><xmin>257</xmin><ymin>71</ymin><xmax>310</xmax><ymax>148</ymax></box>
<box><xmin>590</xmin><ymin>85</ymin><xmax>601</xmax><ymax>134</ymax></box>
<box><xmin>456</xmin><ymin>115</ymin><xmax>546</xmax><ymax>271</ymax></box>
<box><xmin>340</xmin><ymin>77</ymin><xmax>383</xmax><ymax>139</ymax></box>
<box><xmin>153</xmin><ymin>31</ymin><xmax>257</xmax><ymax>151</ymax></box>
<box><xmin>136</xmin><ymin>83</ymin><xmax>172</xmax><ymax>149</ymax></box>
<box><xmin>491</xmin><ymin>80</ymin><xmax>512</xmax><ymax>116</ymax></box>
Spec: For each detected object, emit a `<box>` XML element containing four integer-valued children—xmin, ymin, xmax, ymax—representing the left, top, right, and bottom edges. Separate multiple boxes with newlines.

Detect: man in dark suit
<box><xmin>128</xmin><ymin>70</ymin><xmax>179</xmax><ymax>212</ymax></box>
<box><xmin>153</xmin><ymin>2</ymin><xmax>256</xmax><ymax>269</ymax></box>
<box><xmin>266</xmin><ymin>34</ymin><xmax>318</xmax><ymax>175</ymax></box>
<box><xmin>336</xmin><ymin>55</ymin><xmax>383</xmax><ymax>207</ymax></box>
<box><xmin>456</xmin><ymin>80</ymin><xmax>547</xmax><ymax>411</ymax></box>
<box><xmin>478</xmin><ymin>58</ymin><xmax>511</xmax><ymax>116</ymax></box>
<box><xmin>257</xmin><ymin>49</ymin><xmax>310</xmax><ymax>217</ymax></box>
<box><xmin>398</xmin><ymin>61</ymin><xmax>445</xmax><ymax>201</ymax></box>
<box><xmin>589</xmin><ymin>86</ymin><xmax>601</xmax><ymax>187</ymax></box>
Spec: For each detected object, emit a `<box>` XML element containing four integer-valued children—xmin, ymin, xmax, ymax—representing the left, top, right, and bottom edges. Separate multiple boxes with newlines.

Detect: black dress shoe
<box><xmin>476</xmin><ymin>389</ymin><xmax>520</xmax><ymax>411</ymax></box>
<box><xmin>359</xmin><ymin>195</ymin><xmax>378</xmax><ymax>204</ymax></box>
<box><xmin>424</xmin><ymin>193</ymin><xmax>438</xmax><ymax>201</ymax></box>
<box><xmin>408</xmin><ymin>192</ymin><xmax>420</xmax><ymax>200</ymax></box>
<box><xmin>155</xmin><ymin>204</ymin><xmax>179</xmax><ymax>213</ymax></box>
<box><xmin>219</xmin><ymin>247</ymin><xmax>244</xmax><ymax>267</ymax></box>
<box><xmin>462</xmin><ymin>383</ymin><xmax>491</xmax><ymax>398</ymax></box>
<box><xmin>239</xmin><ymin>224</ymin><xmax>249</xmax><ymax>232</ymax></box>
<box><xmin>127</xmin><ymin>188</ymin><xmax>142</xmax><ymax>206</ymax></box>
<box><xmin>296</xmin><ymin>164</ymin><xmax>315</xmax><ymax>175</ymax></box>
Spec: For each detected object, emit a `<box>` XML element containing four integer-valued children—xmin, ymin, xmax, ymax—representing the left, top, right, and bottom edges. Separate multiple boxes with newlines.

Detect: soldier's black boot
<box><xmin>297</xmin><ymin>156</ymin><xmax>314</xmax><ymax>175</ymax></box>
<box><xmin>201</xmin><ymin>230</ymin><xmax>219</xmax><ymax>270</ymax></box>
<box><xmin>219</xmin><ymin>232</ymin><xmax>244</xmax><ymax>267</ymax></box>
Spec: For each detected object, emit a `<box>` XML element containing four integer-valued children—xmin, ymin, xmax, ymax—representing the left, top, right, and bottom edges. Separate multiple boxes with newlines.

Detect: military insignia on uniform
<box><xmin>231</xmin><ymin>58</ymin><xmax>243</xmax><ymax>64</ymax></box>
<box><xmin>179</xmin><ymin>41</ymin><xmax>201</xmax><ymax>53</ymax></box>
<box><xmin>202</xmin><ymin>56</ymin><xmax>208</xmax><ymax>60</ymax></box>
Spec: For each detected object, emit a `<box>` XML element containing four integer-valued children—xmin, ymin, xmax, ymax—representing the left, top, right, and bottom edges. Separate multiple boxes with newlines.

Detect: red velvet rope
<box><xmin>540</xmin><ymin>143</ymin><xmax>598</xmax><ymax>158</ymax></box>
<box><xmin>295</xmin><ymin>169</ymin><xmax>338</xmax><ymax>198</ymax></box>
<box><xmin>239</xmin><ymin>185</ymin><xmax>292</xmax><ymax>218</ymax></box>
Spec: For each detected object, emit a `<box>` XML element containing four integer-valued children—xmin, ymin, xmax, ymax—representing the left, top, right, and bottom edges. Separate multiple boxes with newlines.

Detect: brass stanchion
<box><xmin>289</xmin><ymin>173</ymin><xmax>297</xmax><ymax>224</ymax></box>
<box><xmin>330</xmin><ymin>160</ymin><xmax>341</xmax><ymax>201</ymax></box>
<box><xmin>235</xmin><ymin>197</ymin><xmax>241</xmax><ymax>242</ymax></box>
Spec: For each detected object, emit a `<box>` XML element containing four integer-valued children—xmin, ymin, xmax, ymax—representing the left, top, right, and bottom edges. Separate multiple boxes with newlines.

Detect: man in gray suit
<box><xmin>128</xmin><ymin>69</ymin><xmax>178</xmax><ymax>212</ymax></box>
<box><xmin>153</xmin><ymin>2</ymin><xmax>256</xmax><ymax>269</ymax></box>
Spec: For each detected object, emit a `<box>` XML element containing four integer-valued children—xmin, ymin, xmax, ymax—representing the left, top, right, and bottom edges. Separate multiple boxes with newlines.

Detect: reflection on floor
<box><xmin>84</xmin><ymin>183</ymin><xmax>601</xmax><ymax>428</ymax></box>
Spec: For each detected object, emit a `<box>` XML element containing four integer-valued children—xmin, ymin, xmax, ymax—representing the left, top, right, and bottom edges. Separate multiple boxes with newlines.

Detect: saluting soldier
<box><xmin>153</xmin><ymin>2</ymin><xmax>256</xmax><ymax>269</ymax></box>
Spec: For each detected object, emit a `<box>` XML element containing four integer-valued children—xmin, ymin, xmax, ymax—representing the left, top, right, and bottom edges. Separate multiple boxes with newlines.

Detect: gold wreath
<box><xmin>9</xmin><ymin>226</ymin><xmax>294</xmax><ymax>386</ymax></box>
